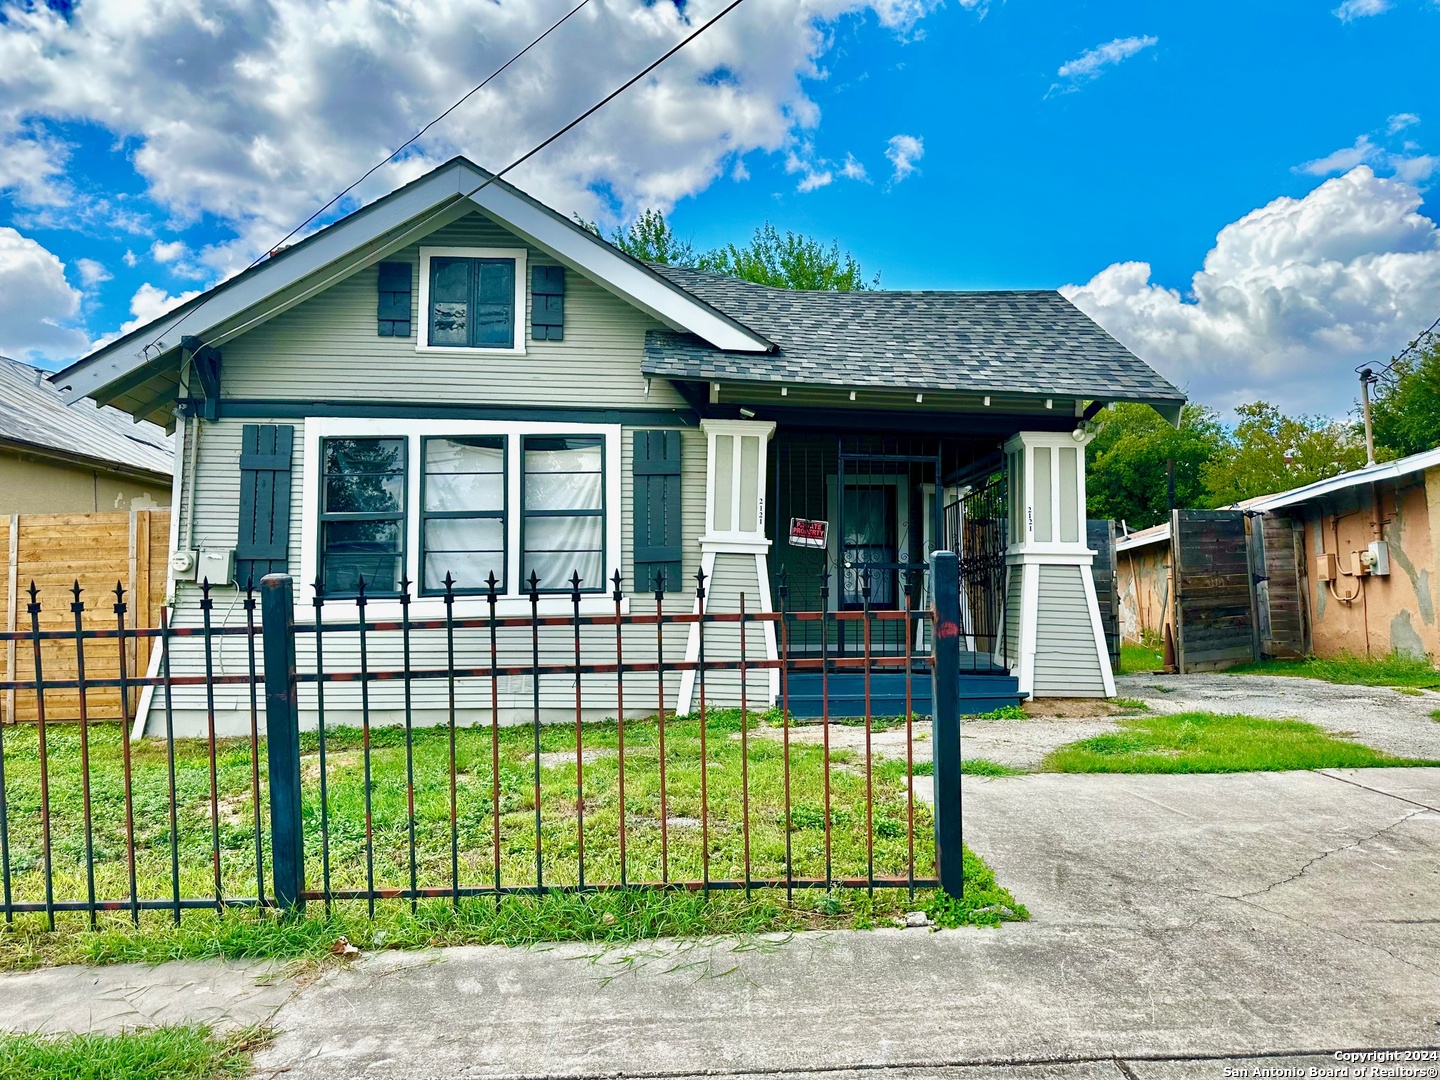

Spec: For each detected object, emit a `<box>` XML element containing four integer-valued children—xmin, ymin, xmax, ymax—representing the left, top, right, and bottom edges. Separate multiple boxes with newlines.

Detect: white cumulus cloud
<box><xmin>1054</xmin><ymin>35</ymin><xmax>1157</xmax><ymax>86</ymax></box>
<box><xmin>0</xmin><ymin>227</ymin><xmax>88</xmax><ymax>363</ymax></box>
<box><xmin>1335</xmin><ymin>0</ymin><xmax>1391</xmax><ymax>21</ymax></box>
<box><xmin>0</xmin><ymin>0</ymin><xmax>950</xmax><ymax>281</ymax></box>
<box><xmin>75</xmin><ymin>258</ymin><xmax>112</xmax><ymax>288</ymax></box>
<box><xmin>1062</xmin><ymin>166</ymin><xmax>1440</xmax><ymax>416</ymax></box>
<box><xmin>885</xmin><ymin>134</ymin><xmax>923</xmax><ymax>184</ymax></box>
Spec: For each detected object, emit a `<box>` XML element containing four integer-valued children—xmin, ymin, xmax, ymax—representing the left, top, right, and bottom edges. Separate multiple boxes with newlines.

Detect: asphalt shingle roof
<box><xmin>641</xmin><ymin>265</ymin><xmax>1184</xmax><ymax>404</ymax></box>
<box><xmin>0</xmin><ymin>355</ymin><xmax>173</xmax><ymax>477</ymax></box>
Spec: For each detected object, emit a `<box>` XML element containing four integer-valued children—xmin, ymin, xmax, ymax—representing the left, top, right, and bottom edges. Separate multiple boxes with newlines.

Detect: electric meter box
<box><xmin>1367</xmin><ymin>540</ymin><xmax>1391</xmax><ymax>577</ymax></box>
<box><xmin>1315</xmin><ymin>552</ymin><xmax>1337</xmax><ymax>582</ymax></box>
<box><xmin>196</xmin><ymin>548</ymin><xmax>236</xmax><ymax>587</ymax></box>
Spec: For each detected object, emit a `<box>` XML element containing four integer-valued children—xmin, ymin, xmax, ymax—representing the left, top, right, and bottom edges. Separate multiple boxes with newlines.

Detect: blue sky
<box><xmin>1</xmin><ymin>0</ymin><xmax>1438</xmax><ymax>416</ymax></box>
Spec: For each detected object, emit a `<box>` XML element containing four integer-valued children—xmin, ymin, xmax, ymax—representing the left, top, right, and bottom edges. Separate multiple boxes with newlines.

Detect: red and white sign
<box><xmin>788</xmin><ymin>518</ymin><xmax>829</xmax><ymax>549</ymax></box>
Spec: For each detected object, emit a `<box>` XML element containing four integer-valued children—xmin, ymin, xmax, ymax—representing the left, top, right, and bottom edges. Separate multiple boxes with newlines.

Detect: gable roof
<box><xmin>641</xmin><ymin>265</ymin><xmax>1184</xmax><ymax>416</ymax></box>
<box><xmin>0</xmin><ymin>355</ymin><xmax>172</xmax><ymax>479</ymax></box>
<box><xmin>50</xmin><ymin>157</ymin><xmax>772</xmax><ymax>423</ymax></box>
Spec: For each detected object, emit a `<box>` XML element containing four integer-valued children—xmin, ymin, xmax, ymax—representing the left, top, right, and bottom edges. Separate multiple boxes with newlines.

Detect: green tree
<box><xmin>696</xmin><ymin>222</ymin><xmax>876</xmax><ymax>290</ymax></box>
<box><xmin>1085</xmin><ymin>402</ymin><xmax>1226</xmax><ymax>530</ymax></box>
<box><xmin>1201</xmin><ymin>401</ymin><xmax>1368</xmax><ymax>506</ymax></box>
<box><xmin>578</xmin><ymin>210</ymin><xmax>874</xmax><ymax>290</ymax></box>
<box><xmin>1365</xmin><ymin>330</ymin><xmax>1440</xmax><ymax>458</ymax></box>
<box><xmin>575</xmin><ymin>208</ymin><xmax>698</xmax><ymax>265</ymax></box>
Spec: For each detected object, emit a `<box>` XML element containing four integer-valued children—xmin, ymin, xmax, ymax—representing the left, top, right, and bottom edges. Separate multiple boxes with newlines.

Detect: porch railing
<box><xmin>0</xmin><ymin>556</ymin><xmax>968</xmax><ymax>927</ymax></box>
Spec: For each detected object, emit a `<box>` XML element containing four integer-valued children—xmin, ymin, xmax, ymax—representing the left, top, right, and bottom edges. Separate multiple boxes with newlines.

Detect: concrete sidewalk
<box><xmin>242</xmin><ymin>766</ymin><xmax>1440</xmax><ymax>1079</ymax></box>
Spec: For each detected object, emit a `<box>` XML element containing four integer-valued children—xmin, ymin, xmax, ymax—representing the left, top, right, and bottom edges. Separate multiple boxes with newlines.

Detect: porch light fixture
<box><xmin>1072</xmin><ymin>426</ymin><xmax>1087</xmax><ymax>442</ymax></box>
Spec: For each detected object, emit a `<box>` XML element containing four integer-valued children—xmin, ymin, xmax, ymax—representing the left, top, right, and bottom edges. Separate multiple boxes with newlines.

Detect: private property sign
<box><xmin>789</xmin><ymin>518</ymin><xmax>828</xmax><ymax>549</ymax></box>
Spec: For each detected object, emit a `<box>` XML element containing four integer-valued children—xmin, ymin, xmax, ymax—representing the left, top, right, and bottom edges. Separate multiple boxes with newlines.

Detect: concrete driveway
<box><xmin>248</xmin><ymin>766</ymin><xmax>1440</xmax><ymax>1079</ymax></box>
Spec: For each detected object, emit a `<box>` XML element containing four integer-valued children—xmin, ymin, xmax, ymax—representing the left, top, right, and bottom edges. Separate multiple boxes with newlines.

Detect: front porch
<box><xmin>685</xmin><ymin>414</ymin><xmax>1115</xmax><ymax>714</ymax></box>
<box><xmin>686</xmin><ymin>421</ymin><xmax>1024</xmax><ymax>717</ymax></box>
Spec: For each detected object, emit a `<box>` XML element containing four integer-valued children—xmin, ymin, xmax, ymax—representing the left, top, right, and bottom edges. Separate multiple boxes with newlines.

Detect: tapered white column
<box><xmin>1003</xmin><ymin>431</ymin><xmax>1114</xmax><ymax>698</ymax></box>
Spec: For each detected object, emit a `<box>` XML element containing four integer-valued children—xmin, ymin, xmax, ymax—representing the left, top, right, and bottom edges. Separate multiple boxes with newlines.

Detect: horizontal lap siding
<box><xmin>1003</xmin><ymin>565</ymin><xmax>1022</xmax><ymax>665</ymax></box>
<box><xmin>221</xmin><ymin>213</ymin><xmax>684</xmax><ymax>409</ymax></box>
<box><xmin>699</xmin><ymin>552</ymin><xmax>771</xmax><ymax>708</ymax></box>
<box><xmin>1033</xmin><ymin>564</ymin><xmax>1106</xmax><ymax>697</ymax></box>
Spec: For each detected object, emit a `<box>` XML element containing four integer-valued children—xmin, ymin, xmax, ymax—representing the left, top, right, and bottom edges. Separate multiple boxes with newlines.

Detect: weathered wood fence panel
<box><xmin>1170</xmin><ymin>508</ymin><xmax>1259</xmax><ymax>673</ymax></box>
<box><xmin>2</xmin><ymin>509</ymin><xmax>169</xmax><ymax>723</ymax></box>
<box><xmin>1254</xmin><ymin>513</ymin><xmax>1307</xmax><ymax>658</ymax></box>
<box><xmin>1087</xmin><ymin>518</ymin><xmax>1120</xmax><ymax>670</ymax></box>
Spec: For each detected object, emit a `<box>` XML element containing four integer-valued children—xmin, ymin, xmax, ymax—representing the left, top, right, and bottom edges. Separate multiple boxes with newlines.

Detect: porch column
<box><xmin>1003</xmin><ymin>431</ymin><xmax>1115</xmax><ymax>699</ymax></box>
<box><xmin>677</xmin><ymin>419</ymin><xmax>778</xmax><ymax>714</ymax></box>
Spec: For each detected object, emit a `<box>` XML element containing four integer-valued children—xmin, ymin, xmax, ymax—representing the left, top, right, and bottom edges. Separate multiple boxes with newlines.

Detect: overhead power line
<box><xmin>1356</xmin><ymin>313</ymin><xmax>1440</xmax><ymax>387</ymax></box>
<box><xmin>261</xmin><ymin>0</ymin><xmax>594</xmax><ymax>264</ymax></box>
<box><xmin>142</xmin><ymin>0</ymin><xmax>596</xmax><ymax>357</ymax></box>
<box><xmin>143</xmin><ymin>0</ymin><xmax>749</xmax><ymax>363</ymax></box>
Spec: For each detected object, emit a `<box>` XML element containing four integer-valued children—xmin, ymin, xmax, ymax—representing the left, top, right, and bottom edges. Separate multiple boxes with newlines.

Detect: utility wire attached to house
<box><xmin>141</xmin><ymin>0</ymin><xmax>750</xmax><ymax>363</ymax></box>
<box><xmin>141</xmin><ymin>0</ymin><xmax>596</xmax><ymax>358</ymax></box>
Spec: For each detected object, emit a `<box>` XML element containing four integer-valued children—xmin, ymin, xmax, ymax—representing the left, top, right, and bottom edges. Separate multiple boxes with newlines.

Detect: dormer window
<box><xmin>417</xmin><ymin>246</ymin><xmax>527</xmax><ymax>352</ymax></box>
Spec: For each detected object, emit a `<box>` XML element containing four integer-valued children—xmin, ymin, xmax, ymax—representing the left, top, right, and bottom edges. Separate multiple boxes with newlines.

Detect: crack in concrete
<box><xmin>1229</xmin><ymin>809</ymin><xmax>1426</xmax><ymax>901</ymax></box>
<box><xmin>1318</xmin><ymin>770</ymin><xmax>1440</xmax><ymax>814</ymax></box>
<box><xmin>262</xmin><ymin>1043</ymin><xmax>1440</xmax><ymax>1080</ymax></box>
<box><xmin>1222</xmin><ymin>892</ymin><xmax>1440</xmax><ymax>980</ymax></box>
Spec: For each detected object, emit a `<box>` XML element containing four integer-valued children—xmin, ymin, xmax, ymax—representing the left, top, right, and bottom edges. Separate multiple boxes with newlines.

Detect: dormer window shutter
<box><xmin>377</xmin><ymin>261</ymin><xmax>412</xmax><ymax>337</ymax></box>
<box><xmin>632</xmin><ymin>430</ymin><xmax>683</xmax><ymax>593</ymax></box>
<box><xmin>236</xmin><ymin>424</ymin><xmax>295</xmax><ymax>588</ymax></box>
<box><xmin>531</xmin><ymin>265</ymin><xmax>565</xmax><ymax>341</ymax></box>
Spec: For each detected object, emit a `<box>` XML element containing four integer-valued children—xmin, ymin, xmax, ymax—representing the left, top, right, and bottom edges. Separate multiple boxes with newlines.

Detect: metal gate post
<box><xmin>929</xmin><ymin>550</ymin><xmax>964</xmax><ymax>896</ymax></box>
<box><xmin>261</xmin><ymin>574</ymin><xmax>305</xmax><ymax>911</ymax></box>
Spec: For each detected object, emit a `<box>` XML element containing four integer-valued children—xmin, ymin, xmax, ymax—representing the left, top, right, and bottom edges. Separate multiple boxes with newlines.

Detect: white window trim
<box><xmin>299</xmin><ymin>417</ymin><xmax>625</xmax><ymax>619</ymax></box>
<box><xmin>416</xmin><ymin>246</ymin><xmax>528</xmax><ymax>355</ymax></box>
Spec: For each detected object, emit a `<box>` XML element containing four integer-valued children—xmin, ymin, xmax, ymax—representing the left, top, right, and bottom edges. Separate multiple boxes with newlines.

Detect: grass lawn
<box><xmin>0</xmin><ymin>711</ymin><xmax>1027</xmax><ymax>969</ymax></box>
<box><xmin>1120</xmin><ymin>639</ymin><xmax>1165</xmax><ymax>673</ymax></box>
<box><xmin>1040</xmin><ymin>711</ymin><xmax>1438</xmax><ymax>774</ymax></box>
<box><xmin>0</xmin><ymin>1024</ymin><xmax>264</xmax><ymax>1080</ymax></box>
<box><xmin>1225</xmin><ymin>652</ymin><xmax>1440</xmax><ymax>690</ymax></box>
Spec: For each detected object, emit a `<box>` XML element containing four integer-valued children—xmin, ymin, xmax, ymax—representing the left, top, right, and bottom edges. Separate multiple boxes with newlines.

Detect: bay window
<box><xmin>303</xmin><ymin>420</ymin><xmax>619</xmax><ymax>610</ymax></box>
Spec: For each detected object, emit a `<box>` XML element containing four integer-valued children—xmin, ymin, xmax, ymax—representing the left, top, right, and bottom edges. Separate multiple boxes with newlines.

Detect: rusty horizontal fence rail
<box><xmin>0</xmin><ymin>562</ymin><xmax>961</xmax><ymax>928</ymax></box>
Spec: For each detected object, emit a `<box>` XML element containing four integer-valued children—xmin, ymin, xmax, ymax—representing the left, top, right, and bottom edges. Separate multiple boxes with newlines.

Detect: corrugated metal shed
<box><xmin>0</xmin><ymin>355</ymin><xmax>172</xmax><ymax>479</ymax></box>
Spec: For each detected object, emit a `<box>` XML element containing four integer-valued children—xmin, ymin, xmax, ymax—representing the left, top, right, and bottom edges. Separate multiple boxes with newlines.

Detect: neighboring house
<box><xmin>1117</xmin><ymin>446</ymin><xmax>1440</xmax><ymax>662</ymax></box>
<box><xmin>51</xmin><ymin>157</ymin><xmax>1184</xmax><ymax>734</ymax></box>
<box><xmin>0</xmin><ymin>355</ymin><xmax>172</xmax><ymax>514</ymax></box>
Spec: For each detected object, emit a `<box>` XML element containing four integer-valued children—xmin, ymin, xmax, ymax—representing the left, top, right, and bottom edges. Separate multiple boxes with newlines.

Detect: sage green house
<box><xmin>52</xmin><ymin>157</ymin><xmax>1184</xmax><ymax>736</ymax></box>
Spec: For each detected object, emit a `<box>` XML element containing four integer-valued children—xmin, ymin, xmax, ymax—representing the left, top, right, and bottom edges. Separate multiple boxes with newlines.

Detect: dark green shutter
<box><xmin>531</xmin><ymin>265</ymin><xmax>565</xmax><ymax>341</ymax></box>
<box><xmin>633</xmin><ymin>430</ymin><xmax>683</xmax><ymax>593</ymax></box>
<box><xmin>236</xmin><ymin>424</ymin><xmax>295</xmax><ymax>588</ymax></box>
<box><xmin>376</xmin><ymin>261</ymin><xmax>412</xmax><ymax>337</ymax></box>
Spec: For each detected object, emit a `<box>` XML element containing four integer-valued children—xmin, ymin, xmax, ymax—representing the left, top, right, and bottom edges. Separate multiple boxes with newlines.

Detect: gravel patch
<box><xmin>1118</xmin><ymin>672</ymin><xmax>1440</xmax><ymax>761</ymax></box>
<box><xmin>960</xmin><ymin>716</ymin><xmax>1119</xmax><ymax>769</ymax></box>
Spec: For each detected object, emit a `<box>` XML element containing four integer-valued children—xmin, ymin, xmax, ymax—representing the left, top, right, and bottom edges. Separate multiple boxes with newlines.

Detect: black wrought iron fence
<box><xmin>0</xmin><ymin>556</ymin><xmax>969</xmax><ymax>928</ymax></box>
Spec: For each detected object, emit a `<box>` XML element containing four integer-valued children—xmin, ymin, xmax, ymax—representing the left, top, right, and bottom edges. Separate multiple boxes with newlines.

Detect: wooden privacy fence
<box><xmin>2</xmin><ymin>509</ymin><xmax>169</xmax><ymax>723</ymax></box>
<box><xmin>1169</xmin><ymin>508</ymin><xmax>1260</xmax><ymax>673</ymax></box>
